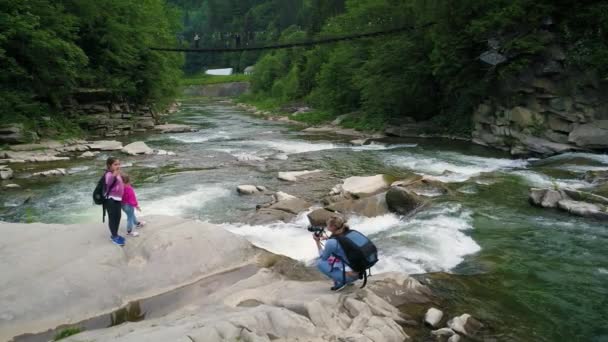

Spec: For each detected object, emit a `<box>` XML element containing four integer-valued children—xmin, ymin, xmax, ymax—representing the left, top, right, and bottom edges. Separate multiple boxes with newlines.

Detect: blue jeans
<box><xmin>121</xmin><ymin>205</ymin><xmax>138</xmax><ymax>232</ymax></box>
<box><xmin>317</xmin><ymin>259</ymin><xmax>358</xmax><ymax>287</ymax></box>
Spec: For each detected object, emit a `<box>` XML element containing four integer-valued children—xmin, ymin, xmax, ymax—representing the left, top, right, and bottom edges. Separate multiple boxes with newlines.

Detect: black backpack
<box><xmin>332</xmin><ymin>229</ymin><xmax>379</xmax><ymax>288</ymax></box>
<box><xmin>93</xmin><ymin>172</ymin><xmax>114</xmax><ymax>205</ymax></box>
<box><xmin>93</xmin><ymin>172</ymin><xmax>117</xmax><ymax>221</ymax></box>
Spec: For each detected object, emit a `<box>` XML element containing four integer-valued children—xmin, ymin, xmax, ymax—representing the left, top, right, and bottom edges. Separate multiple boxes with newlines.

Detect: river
<box><xmin>1</xmin><ymin>99</ymin><xmax>607</xmax><ymax>341</ymax></box>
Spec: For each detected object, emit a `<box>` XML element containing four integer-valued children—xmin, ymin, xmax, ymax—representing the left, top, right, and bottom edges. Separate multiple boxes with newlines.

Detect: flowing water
<box><xmin>1</xmin><ymin>99</ymin><xmax>607</xmax><ymax>341</ymax></box>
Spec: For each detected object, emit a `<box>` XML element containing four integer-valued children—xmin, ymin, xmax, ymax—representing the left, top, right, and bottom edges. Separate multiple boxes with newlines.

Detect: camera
<box><xmin>307</xmin><ymin>225</ymin><xmax>325</xmax><ymax>237</ymax></box>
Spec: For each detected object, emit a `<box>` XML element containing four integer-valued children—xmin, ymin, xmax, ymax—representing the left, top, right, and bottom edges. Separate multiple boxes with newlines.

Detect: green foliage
<box><xmin>0</xmin><ymin>0</ymin><xmax>183</xmax><ymax>131</ymax></box>
<box><xmin>242</xmin><ymin>0</ymin><xmax>606</xmax><ymax>134</ymax></box>
<box><xmin>53</xmin><ymin>327</ymin><xmax>82</xmax><ymax>341</ymax></box>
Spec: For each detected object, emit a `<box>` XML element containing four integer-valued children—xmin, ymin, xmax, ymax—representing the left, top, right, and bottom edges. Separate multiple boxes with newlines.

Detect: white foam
<box><xmin>387</xmin><ymin>152</ymin><xmax>528</xmax><ymax>182</ymax></box>
<box><xmin>379</xmin><ymin>204</ymin><xmax>480</xmax><ymax>273</ymax></box>
<box><xmin>169</xmin><ymin>132</ymin><xmax>230</xmax><ymax>143</ymax></box>
<box><xmin>350</xmin><ymin>143</ymin><xmax>418</xmax><ymax>151</ymax></box>
<box><xmin>140</xmin><ymin>186</ymin><xmax>231</xmax><ymax>217</ymax></box>
<box><xmin>247</xmin><ymin>139</ymin><xmax>341</xmax><ymax>154</ymax></box>
<box><xmin>224</xmin><ymin>204</ymin><xmax>480</xmax><ymax>275</ymax></box>
<box><xmin>512</xmin><ymin>170</ymin><xmax>593</xmax><ymax>189</ymax></box>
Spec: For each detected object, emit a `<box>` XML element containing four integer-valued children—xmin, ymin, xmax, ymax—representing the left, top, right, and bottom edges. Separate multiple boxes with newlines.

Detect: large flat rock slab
<box><xmin>0</xmin><ymin>216</ymin><xmax>259</xmax><ymax>341</ymax></box>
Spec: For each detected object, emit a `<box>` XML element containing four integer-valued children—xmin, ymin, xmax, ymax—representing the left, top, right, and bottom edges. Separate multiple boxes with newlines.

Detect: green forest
<box><xmin>1</xmin><ymin>0</ymin><xmax>607</xmax><ymax>135</ymax></box>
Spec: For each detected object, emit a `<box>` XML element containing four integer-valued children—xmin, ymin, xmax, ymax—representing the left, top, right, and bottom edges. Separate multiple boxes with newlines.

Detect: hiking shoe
<box><xmin>127</xmin><ymin>231</ymin><xmax>140</xmax><ymax>237</ymax></box>
<box><xmin>111</xmin><ymin>235</ymin><xmax>125</xmax><ymax>246</ymax></box>
<box><xmin>331</xmin><ymin>283</ymin><xmax>347</xmax><ymax>292</ymax></box>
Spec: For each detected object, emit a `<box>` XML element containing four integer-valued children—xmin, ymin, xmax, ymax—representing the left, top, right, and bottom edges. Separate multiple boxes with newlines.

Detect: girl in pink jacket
<box><xmin>121</xmin><ymin>174</ymin><xmax>145</xmax><ymax>237</ymax></box>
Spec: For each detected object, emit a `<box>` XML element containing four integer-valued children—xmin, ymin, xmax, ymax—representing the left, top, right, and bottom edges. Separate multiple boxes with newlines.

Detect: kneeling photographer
<box><xmin>312</xmin><ymin>216</ymin><xmax>360</xmax><ymax>291</ymax></box>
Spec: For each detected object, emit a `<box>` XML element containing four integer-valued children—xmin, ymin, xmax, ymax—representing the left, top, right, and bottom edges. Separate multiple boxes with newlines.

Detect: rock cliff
<box><xmin>471</xmin><ymin>40</ymin><xmax>608</xmax><ymax>156</ymax></box>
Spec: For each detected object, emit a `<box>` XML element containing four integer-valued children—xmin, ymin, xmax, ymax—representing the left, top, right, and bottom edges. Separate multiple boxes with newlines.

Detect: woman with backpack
<box><xmin>104</xmin><ymin>157</ymin><xmax>126</xmax><ymax>246</ymax></box>
<box><xmin>313</xmin><ymin>216</ymin><xmax>360</xmax><ymax>291</ymax></box>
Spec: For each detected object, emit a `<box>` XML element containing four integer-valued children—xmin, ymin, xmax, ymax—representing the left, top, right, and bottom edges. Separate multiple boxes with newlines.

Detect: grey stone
<box><xmin>341</xmin><ymin>175</ymin><xmax>391</xmax><ymax>199</ymax></box>
<box><xmin>153</xmin><ymin>124</ymin><xmax>196</xmax><ymax>134</ymax></box>
<box><xmin>547</xmin><ymin>116</ymin><xmax>572</xmax><ymax>133</ymax></box>
<box><xmin>0</xmin><ymin>166</ymin><xmax>13</xmax><ymax>180</ymax></box>
<box><xmin>549</xmin><ymin>97</ymin><xmax>574</xmax><ymax>112</ymax></box>
<box><xmin>269</xmin><ymin>198</ymin><xmax>311</xmax><ymax>215</ymax></box>
<box><xmin>0</xmin><ymin>124</ymin><xmax>26</xmax><ymax>144</ymax></box>
<box><xmin>32</xmin><ymin>168</ymin><xmax>67</xmax><ymax>177</ymax></box>
<box><xmin>541</xmin><ymin>189</ymin><xmax>563</xmax><ymax>208</ymax></box>
<box><xmin>87</xmin><ymin>140</ymin><xmax>123</xmax><ymax>151</ymax></box>
<box><xmin>543</xmin><ymin>130</ymin><xmax>569</xmax><ymax>144</ymax></box>
<box><xmin>236</xmin><ymin>185</ymin><xmax>259</xmax><ymax>195</ymax></box>
<box><xmin>386</xmin><ymin>187</ymin><xmax>425</xmax><ymax>215</ymax></box>
<box><xmin>278</xmin><ymin>170</ymin><xmax>322</xmax><ymax>182</ymax></box>
<box><xmin>447</xmin><ymin>314</ymin><xmax>483</xmax><ymax>337</ymax></box>
<box><xmin>569</xmin><ymin>121</ymin><xmax>608</xmax><ymax>148</ymax></box>
<box><xmin>424</xmin><ymin>307</ymin><xmax>444</xmax><ymax>328</ymax></box>
<box><xmin>78</xmin><ymin>151</ymin><xmax>99</xmax><ymax>158</ymax></box>
<box><xmin>122</xmin><ymin>141</ymin><xmax>154</xmax><ymax>155</ymax></box>
<box><xmin>563</xmin><ymin>189</ymin><xmax>608</xmax><ymax>206</ymax></box>
<box><xmin>557</xmin><ymin>200</ymin><xmax>608</xmax><ymax>220</ymax></box>
<box><xmin>327</xmin><ymin>193</ymin><xmax>390</xmax><ymax>218</ymax></box>
<box><xmin>508</xmin><ymin>106</ymin><xmax>543</xmax><ymax>127</ymax></box>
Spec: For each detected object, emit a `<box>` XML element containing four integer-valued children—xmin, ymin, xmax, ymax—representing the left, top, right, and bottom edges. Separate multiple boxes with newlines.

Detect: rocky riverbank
<box><xmin>0</xmin><ymin>215</ymin><xmax>485</xmax><ymax>342</ymax></box>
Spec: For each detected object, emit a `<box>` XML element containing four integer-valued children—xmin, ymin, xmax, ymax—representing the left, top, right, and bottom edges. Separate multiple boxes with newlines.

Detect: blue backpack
<box><xmin>332</xmin><ymin>229</ymin><xmax>378</xmax><ymax>288</ymax></box>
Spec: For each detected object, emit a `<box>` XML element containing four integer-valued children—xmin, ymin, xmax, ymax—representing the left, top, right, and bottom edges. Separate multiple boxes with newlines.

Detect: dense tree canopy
<box><xmin>243</xmin><ymin>0</ymin><xmax>608</xmax><ymax>133</ymax></box>
<box><xmin>0</xmin><ymin>0</ymin><xmax>182</xmax><ymax>123</ymax></box>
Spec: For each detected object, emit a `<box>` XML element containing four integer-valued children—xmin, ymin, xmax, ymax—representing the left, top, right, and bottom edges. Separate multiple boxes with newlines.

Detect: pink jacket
<box><xmin>122</xmin><ymin>185</ymin><xmax>139</xmax><ymax>207</ymax></box>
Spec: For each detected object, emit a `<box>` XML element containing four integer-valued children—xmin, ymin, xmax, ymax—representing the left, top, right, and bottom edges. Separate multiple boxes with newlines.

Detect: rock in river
<box><xmin>341</xmin><ymin>174</ymin><xmax>391</xmax><ymax>198</ymax></box>
<box><xmin>32</xmin><ymin>168</ymin><xmax>67</xmax><ymax>177</ymax></box>
<box><xmin>153</xmin><ymin>124</ymin><xmax>196</xmax><ymax>133</ymax></box>
<box><xmin>278</xmin><ymin>169</ymin><xmax>323</xmax><ymax>182</ymax></box>
<box><xmin>87</xmin><ymin>140</ymin><xmax>123</xmax><ymax>151</ymax></box>
<box><xmin>386</xmin><ymin>187</ymin><xmax>426</xmax><ymax>215</ymax></box>
<box><xmin>121</xmin><ymin>141</ymin><xmax>154</xmax><ymax>155</ymax></box>
<box><xmin>447</xmin><ymin>313</ymin><xmax>483</xmax><ymax>337</ymax></box>
<box><xmin>236</xmin><ymin>184</ymin><xmax>260</xmax><ymax>195</ymax></box>
<box><xmin>0</xmin><ymin>166</ymin><xmax>13</xmax><ymax>180</ymax></box>
<box><xmin>424</xmin><ymin>307</ymin><xmax>444</xmax><ymax>328</ymax></box>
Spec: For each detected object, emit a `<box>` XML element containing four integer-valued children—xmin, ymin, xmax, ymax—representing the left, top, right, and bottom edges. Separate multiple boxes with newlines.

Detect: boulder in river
<box><xmin>386</xmin><ymin>187</ymin><xmax>426</xmax><ymax>215</ymax></box>
<box><xmin>557</xmin><ymin>200</ymin><xmax>608</xmax><ymax>220</ymax></box>
<box><xmin>269</xmin><ymin>197</ymin><xmax>311</xmax><ymax>215</ymax></box>
<box><xmin>32</xmin><ymin>168</ymin><xmax>67</xmax><ymax>177</ymax></box>
<box><xmin>529</xmin><ymin>188</ymin><xmax>608</xmax><ymax>220</ymax></box>
<box><xmin>327</xmin><ymin>192</ymin><xmax>390</xmax><ymax>217</ymax></box>
<box><xmin>87</xmin><ymin>140</ymin><xmax>123</xmax><ymax>151</ymax></box>
<box><xmin>278</xmin><ymin>169</ymin><xmax>323</xmax><ymax>182</ymax></box>
<box><xmin>78</xmin><ymin>151</ymin><xmax>99</xmax><ymax>158</ymax></box>
<box><xmin>236</xmin><ymin>185</ymin><xmax>260</xmax><ymax>195</ymax></box>
<box><xmin>341</xmin><ymin>174</ymin><xmax>391</xmax><ymax>198</ymax></box>
<box><xmin>153</xmin><ymin>124</ymin><xmax>196</xmax><ymax>134</ymax></box>
<box><xmin>0</xmin><ymin>166</ymin><xmax>13</xmax><ymax>180</ymax></box>
<box><xmin>431</xmin><ymin>327</ymin><xmax>456</xmax><ymax>339</ymax></box>
<box><xmin>424</xmin><ymin>307</ymin><xmax>444</xmax><ymax>328</ymax></box>
<box><xmin>121</xmin><ymin>141</ymin><xmax>154</xmax><ymax>155</ymax></box>
<box><xmin>447</xmin><ymin>313</ymin><xmax>483</xmax><ymax>337</ymax></box>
